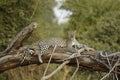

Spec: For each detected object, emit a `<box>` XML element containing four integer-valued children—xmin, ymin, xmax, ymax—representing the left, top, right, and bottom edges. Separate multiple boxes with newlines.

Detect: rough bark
<box><xmin>0</xmin><ymin>22</ymin><xmax>120</xmax><ymax>79</ymax></box>
<box><xmin>0</xmin><ymin>48</ymin><xmax>106</xmax><ymax>73</ymax></box>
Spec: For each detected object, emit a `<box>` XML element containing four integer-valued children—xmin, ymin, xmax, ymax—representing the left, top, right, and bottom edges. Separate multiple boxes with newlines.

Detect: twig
<box><xmin>115</xmin><ymin>70</ymin><xmax>119</xmax><ymax>80</ymax></box>
<box><xmin>92</xmin><ymin>56</ymin><xmax>120</xmax><ymax>74</ymax></box>
<box><xmin>91</xmin><ymin>56</ymin><xmax>110</xmax><ymax>69</ymax></box>
<box><xmin>112</xmin><ymin>60</ymin><xmax>119</xmax><ymax>80</ymax></box>
<box><xmin>70</xmin><ymin>58</ymin><xmax>79</xmax><ymax>80</ymax></box>
<box><xmin>105</xmin><ymin>52</ymin><xmax>112</xmax><ymax>69</ymax></box>
<box><xmin>111</xmin><ymin>54</ymin><xmax>116</xmax><ymax>66</ymax></box>
<box><xmin>100</xmin><ymin>51</ymin><xmax>120</xmax><ymax>57</ymax></box>
<box><xmin>30</xmin><ymin>0</ymin><xmax>40</xmax><ymax>21</ymax></box>
<box><xmin>100</xmin><ymin>57</ymin><xmax>120</xmax><ymax>80</ymax></box>
<box><xmin>41</xmin><ymin>60</ymin><xmax>70</xmax><ymax>80</ymax></box>
<box><xmin>42</xmin><ymin>45</ymin><xmax>57</xmax><ymax>77</ymax></box>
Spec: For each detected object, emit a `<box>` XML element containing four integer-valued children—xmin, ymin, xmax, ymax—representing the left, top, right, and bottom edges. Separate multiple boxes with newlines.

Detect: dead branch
<box><xmin>0</xmin><ymin>22</ymin><xmax>120</xmax><ymax>79</ymax></box>
<box><xmin>70</xmin><ymin>58</ymin><xmax>79</xmax><ymax>80</ymax></box>
<box><xmin>0</xmin><ymin>22</ymin><xmax>37</xmax><ymax>57</ymax></box>
<box><xmin>0</xmin><ymin>47</ymin><xmax>117</xmax><ymax>73</ymax></box>
<box><xmin>43</xmin><ymin>45</ymin><xmax>57</xmax><ymax>77</ymax></box>
<box><xmin>41</xmin><ymin>61</ymin><xmax>70</xmax><ymax>80</ymax></box>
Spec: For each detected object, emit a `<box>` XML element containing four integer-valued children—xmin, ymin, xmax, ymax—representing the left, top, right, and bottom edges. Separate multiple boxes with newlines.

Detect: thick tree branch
<box><xmin>0</xmin><ymin>47</ymin><xmax>113</xmax><ymax>73</ymax></box>
<box><xmin>0</xmin><ymin>22</ymin><xmax>120</xmax><ymax>80</ymax></box>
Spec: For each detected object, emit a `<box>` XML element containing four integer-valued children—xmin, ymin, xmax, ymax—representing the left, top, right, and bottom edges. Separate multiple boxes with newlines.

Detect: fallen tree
<box><xmin>0</xmin><ymin>22</ymin><xmax>120</xmax><ymax>80</ymax></box>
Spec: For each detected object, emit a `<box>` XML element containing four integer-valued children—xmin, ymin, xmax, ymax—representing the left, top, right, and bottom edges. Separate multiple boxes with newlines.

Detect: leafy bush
<box><xmin>64</xmin><ymin>0</ymin><xmax>120</xmax><ymax>51</ymax></box>
<box><xmin>0</xmin><ymin>0</ymin><xmax>36</xmax><ymax>51</ymax></box>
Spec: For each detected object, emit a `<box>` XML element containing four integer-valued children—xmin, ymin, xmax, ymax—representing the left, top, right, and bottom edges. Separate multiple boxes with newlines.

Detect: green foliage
<box><xmin>88</xmin><ymin>11</ymin><xmax>120</xmax><ymax>51</ymax></box>
<box><xmin>64</xmin><ymin>0</ymin><xmax>120</xmax><ymax>51</ymax></box>
<box><xmin>1</xmin><ymin>0</ymin><xmax>120</xmax><ymax>80</ymax></box>
<box><xmin>0</xmin><ymin>0</ymin><xmax>36</xmax><ymax>51</ymax></box>
<box><xmin>0</xmin><ymin>0</ymin><xmax>67</xmax><ymax>80</ymax></box>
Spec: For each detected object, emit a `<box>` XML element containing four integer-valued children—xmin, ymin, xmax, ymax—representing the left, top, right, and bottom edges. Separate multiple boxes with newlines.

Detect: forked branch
<box><xmin>0</xmin><ymin>22</ymin><xmax>120</xmax><ymax>80</ymax></box>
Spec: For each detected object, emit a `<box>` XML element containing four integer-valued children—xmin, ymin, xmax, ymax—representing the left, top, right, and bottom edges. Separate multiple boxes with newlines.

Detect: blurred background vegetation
<box><xmin>0</xmin><ymin>0</ymin><xmax>120</xmax><ymax>80</ymax></box>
